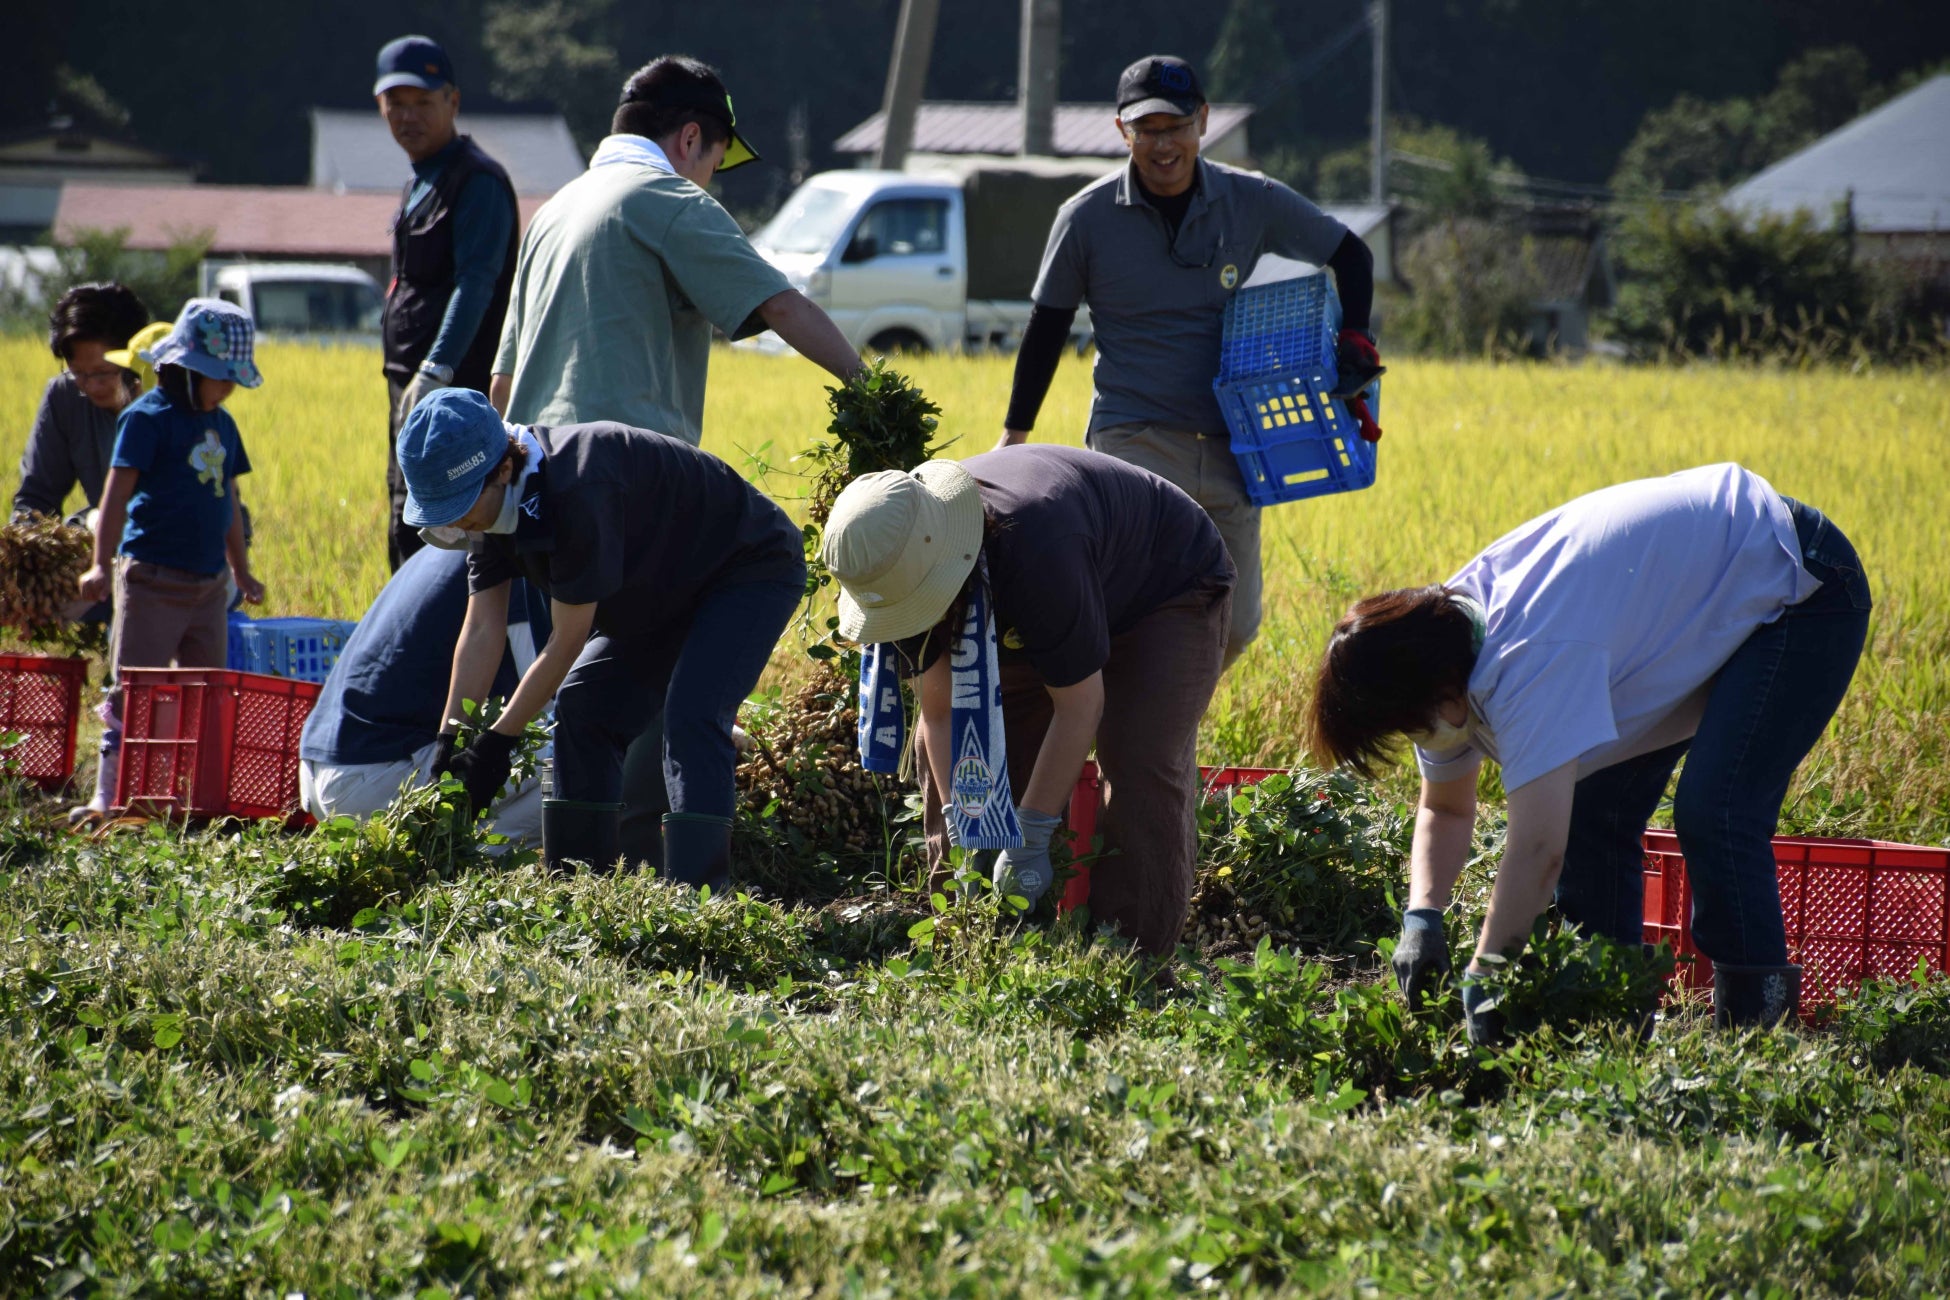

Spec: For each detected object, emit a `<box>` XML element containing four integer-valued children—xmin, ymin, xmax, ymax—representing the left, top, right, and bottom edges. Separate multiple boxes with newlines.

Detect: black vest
<box><xmin>383</xmin><ymin>135</ymin><xmax>519</xmax><ymax>391</ymax></box>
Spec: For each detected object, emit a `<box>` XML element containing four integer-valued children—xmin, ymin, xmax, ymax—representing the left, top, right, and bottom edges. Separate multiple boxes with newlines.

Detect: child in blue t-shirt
<box><xmin>73</xmin><ymin>299</ymin><xmax>268</xmax><ymax>820</ymax></box>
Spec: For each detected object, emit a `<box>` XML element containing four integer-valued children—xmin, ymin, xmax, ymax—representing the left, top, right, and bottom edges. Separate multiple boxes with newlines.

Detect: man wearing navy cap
<box><xmin>998</xmin><ymin>55</ymin><xmax>1383</xmax><ymax>669</ymax></box>
<box><xmin>374</xmin><ymin>34</ymin><xmax>520</xmax><ymax>572</ymax></box>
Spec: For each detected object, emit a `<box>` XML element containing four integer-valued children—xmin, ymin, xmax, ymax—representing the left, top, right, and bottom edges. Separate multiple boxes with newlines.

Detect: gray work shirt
<box><xmin>13</xmin><ymin>374</ymin><xmax>117</xmax><ymax>518</ymax></box>
<box><xmin>1031</xmin><ymin>158</ymin><xmax>1349</xmax><ymax>435</ymax></box>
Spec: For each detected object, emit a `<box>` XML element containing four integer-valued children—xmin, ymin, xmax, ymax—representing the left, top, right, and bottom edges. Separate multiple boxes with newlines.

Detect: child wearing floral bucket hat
<box><xmin>72</xmin><ymin>299</ymin><xmax>267</xmax><ymax>822</ymax></box>
<box><xmin>823</xmin><ymin>444</ymin><xmax>1235</xmax><ymax>956</ymax></box>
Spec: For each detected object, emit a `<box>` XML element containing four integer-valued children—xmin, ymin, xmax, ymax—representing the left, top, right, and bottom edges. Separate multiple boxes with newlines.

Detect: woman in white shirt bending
<box><xmin>1309</xmin><ymin>464</ymin><xmax>1871</xmax><ymax>1037</ymax></box>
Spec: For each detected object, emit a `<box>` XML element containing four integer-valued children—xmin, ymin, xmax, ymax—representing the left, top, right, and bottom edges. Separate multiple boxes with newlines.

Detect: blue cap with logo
<box><xmin>397</xmin><ymin>388</ymin><xmax>508</xmax><ymax>527</ymax></box>
<box><xmin>144</xmin><ymin>298</ymin><xmax>262</xmax><ymax>388</ymax></box>
<box><xmin>374</xmin><ymin>35</ymin><xmax>455</xmax><ymax>96</ymax></box>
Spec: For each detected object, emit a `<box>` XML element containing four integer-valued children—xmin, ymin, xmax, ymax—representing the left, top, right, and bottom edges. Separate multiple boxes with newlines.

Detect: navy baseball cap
<box><xmin>1117</xmin><ymin>55</ymin><xmax>1205</xmax><ymax>120</ymax></box>
<box><xmin>374</xmin><ymin>35</ymin><xmax>455</xmax><ymax>96</ymax></box>
<box><xmin>397</xmin><ymin>389</ymin><xmax>508</xmax><ymax>527</ymax></box>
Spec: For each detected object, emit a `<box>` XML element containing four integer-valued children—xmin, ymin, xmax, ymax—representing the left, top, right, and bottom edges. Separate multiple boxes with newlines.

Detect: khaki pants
<box><xmin>917</xmin><ymin>583</ymin><xmax>1231</xmax><ymax>955</ymax></box>
<box><xmin>105</xmin><ymin>557</ymin><xmax>230</xmax><ymax>746</ymax></box>
<box><xmin>1089</xmin><ymin>422</ymin><xmax>1261</xmax><ymax>664</ymax></box>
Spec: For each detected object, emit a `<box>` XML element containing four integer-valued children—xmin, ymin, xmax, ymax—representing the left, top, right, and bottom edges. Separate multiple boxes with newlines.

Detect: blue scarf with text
<box><xmin>858</xmin><ymin>558</ymin><xmax>1022</xmax><ymax>850</ymax></box>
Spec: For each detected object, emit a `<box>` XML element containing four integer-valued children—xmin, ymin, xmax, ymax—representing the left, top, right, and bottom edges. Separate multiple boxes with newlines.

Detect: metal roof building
<box><xmin>1725</xmin><ymin>75</ymin><xmax>1950</xmax><ymax>234</ymax></box>
<box><xmin>836</xmin><ymin>102</ymin><xmax>1255</xmax><ymax>166</ymax></box>
<box><xmin>308</xmin><ymin>108</ymin><xmax>584</xmax><ymax>195</ymax></box>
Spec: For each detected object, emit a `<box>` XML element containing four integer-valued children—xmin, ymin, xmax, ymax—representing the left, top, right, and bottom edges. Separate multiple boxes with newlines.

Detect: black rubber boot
<box><xmin>617</xmin><ymin>717</ymin><xmax>669</xmax><ymax>871</ymax></box>
<box><xmin>542</xmin><ymin>799</ymin><xmax>623</xmax><ymax>874</ymax></box>
<box><xmin>662</xmin><ymin>812</ymin><xmax>733</xmax><ymax>893</ymax></box>
<box><xmin>1712</xmin><ymin>963</ymin><xmax>1802</xmax><ymax>1029</ymax></box>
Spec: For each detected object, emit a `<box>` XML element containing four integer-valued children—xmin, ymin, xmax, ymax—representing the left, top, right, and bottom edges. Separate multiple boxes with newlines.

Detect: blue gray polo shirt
<box><xmin>1031</xmin><ymin>159</ymin><xmax>1349</xmax><ymax>435</ymax></box>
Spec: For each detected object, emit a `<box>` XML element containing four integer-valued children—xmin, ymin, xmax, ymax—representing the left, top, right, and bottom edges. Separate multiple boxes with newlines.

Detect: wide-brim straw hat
<box><xmin>823</xmin><ymin>460</ymin><xmax>984</xmax><ymax>644</ymax></box>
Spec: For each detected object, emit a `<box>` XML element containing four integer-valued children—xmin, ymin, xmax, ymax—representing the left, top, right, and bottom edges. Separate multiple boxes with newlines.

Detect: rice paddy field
<box><xmin>2</xmin><ymin>336</ymin><xmax>1949</xmax><ymax>1296</ymax></box>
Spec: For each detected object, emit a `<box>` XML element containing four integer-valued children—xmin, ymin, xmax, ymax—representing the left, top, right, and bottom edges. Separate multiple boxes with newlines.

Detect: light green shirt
<box><xmin>494</xmin><ymin>160</ymin><xmax>789</xmax><ymax>442</ymax></box>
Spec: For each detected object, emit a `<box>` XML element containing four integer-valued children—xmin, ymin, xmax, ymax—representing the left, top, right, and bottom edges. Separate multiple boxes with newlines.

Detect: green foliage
<box><xmin>807</xmin><ymin>358</ymin><xmax>943</xmax><ymax>528</ymax></box>
<box><xmin>1610</xmin><ymin>202</ymin><xmax>1946</xmax><ymax>363</ymax></box>
<box><xmin>482</xmin><ymin>0</ymin><xmax>622</xmax><ymax>152</ymax></box>
<box><xmin>0</xmin><ymin>227</ymin><xmax>212</xmax><ymax>335</ymax></box>
<box><xmin>1193</xmin><ymin>769</ymin><xmax>1411</xmax><ymax>951</ymax></box>
<box><xmin>1468</xmin><ymin>920</ymin><xmax>1677</xmax><ymax>1038</ymax></box>
<box><xmin>1834</xmin><ymin>960</ymin><xmax>1950</xmax><ymax>1075</ymax></box>
<box><xmin>1611</xmin><ymin>47</ymin><xmax>1882</xmax><ymax>196</ymax></box>
<box><xmin>1390</xmin><ymin>218</ymin><xmax>1541</xmax><ymax>358</ymax></box>
<box><xmin>2</xmin><ymin>817</ymin><xmax>1949</xmax><ymax>1293</ymax></box>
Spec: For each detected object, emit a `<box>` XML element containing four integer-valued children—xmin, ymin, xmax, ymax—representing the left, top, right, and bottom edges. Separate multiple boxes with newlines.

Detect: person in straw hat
<box><xmin>823</xmin><ymin>443</ymin><xmax>1235</xmax><ymax>955</ymax></box>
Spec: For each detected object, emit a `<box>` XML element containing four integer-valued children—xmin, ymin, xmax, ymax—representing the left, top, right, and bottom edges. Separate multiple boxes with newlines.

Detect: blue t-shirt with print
<box><xmin>111</xmin><ymin>386</ymin><xmax>252</xmax><ymax>575</ymax></box>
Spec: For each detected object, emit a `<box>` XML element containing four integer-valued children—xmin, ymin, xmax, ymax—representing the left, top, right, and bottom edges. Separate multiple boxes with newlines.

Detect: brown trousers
<box><xmin>106</xmin><ymin>557</ymin><xmax>230</xmax><ymax>735</ymax></box>
<box><xmin>918</xmin><ymin>583</ymin><xmax>1232</xmax><ymax>954</ymax></box>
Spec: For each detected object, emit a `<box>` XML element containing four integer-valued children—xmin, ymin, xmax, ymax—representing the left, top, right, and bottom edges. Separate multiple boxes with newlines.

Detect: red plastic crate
<box><xmin>116</xmin><ymin>668</ymin><xmax>319</xmax><ymax>821</ymax></box>
<box><xmin>1642</xmin><ymin>829</ymin><xmax>1950</xmax><ymax>1015</ymax></box>
<box><xmin>1061</xmin><ymin>762</ymin><xmax>1283</xmax><ymax>911</ymax></box>
<box><xmin>0</xmin><ymin>654</ymin><xmax>88</xmax><ymax>791</ymax></box>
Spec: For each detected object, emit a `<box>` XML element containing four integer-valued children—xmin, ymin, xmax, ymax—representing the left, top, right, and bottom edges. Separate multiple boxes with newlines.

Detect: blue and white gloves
<box><xmin>993</xmin><ymin>807</ymin><xmax>1065</xmax><ymax>910</ymax></box>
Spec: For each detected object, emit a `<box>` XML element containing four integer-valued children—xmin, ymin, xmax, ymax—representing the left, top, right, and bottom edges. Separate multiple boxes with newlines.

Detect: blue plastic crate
<box><xmin>226</xmin><ymin>611</ymin><xmax>253</xmax><ymax>674</ymax></box>
<box><xmin>230</xmin><ymin>617</ymin><xmax>357</xmax><ymax>683</ymax></box>
<box><xmin>1216</xmin><ymin>272</ymin><xmax>1342</xmax><ymax>384</ymax></box>
<box><xmin>1213</xmin><ymin>271</ymin><xmax>1380</xmax><ymax>505</ymax></box>
<box><xmin>1217</xmin><ymin>371</ymin><xmax>1377</xmax><ymax>506</ymax></box>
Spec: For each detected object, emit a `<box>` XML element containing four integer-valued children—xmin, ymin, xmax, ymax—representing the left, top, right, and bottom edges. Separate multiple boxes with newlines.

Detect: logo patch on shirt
<box><xmin>1219</xmin><ymin>263</ymin><xmax>1239</xmax><ymax>290</ymax></box>
<box><xmin>1002</xmin><ymin>627</ymin><xmax>1024</xmax><ymax>650</ymax></box>
<box><xmin>189</xmin><ymin>429</ymin><xmax>227</xmax><ymax>498</ymax></box>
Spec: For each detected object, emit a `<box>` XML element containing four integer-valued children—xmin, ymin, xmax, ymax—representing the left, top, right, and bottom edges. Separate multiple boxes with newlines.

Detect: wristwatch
<box><xmin>417</xmin><ymin>361</ymin><xmax>455</xmax><ymax>385</ymax></box>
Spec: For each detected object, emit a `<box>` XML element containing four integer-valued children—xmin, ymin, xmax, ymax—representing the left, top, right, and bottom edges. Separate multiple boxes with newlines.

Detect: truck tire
<box><xmin>867</xmin><ymin>328</ymin><xmax>931</xmax><ymax>356</ymax></box>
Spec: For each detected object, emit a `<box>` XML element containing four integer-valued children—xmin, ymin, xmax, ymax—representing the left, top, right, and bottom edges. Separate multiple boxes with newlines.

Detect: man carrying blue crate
<box><xmin>998</xmin><ymin>55</ymin><xmax>1383</xmax><ymax>668</ymax></box>
<box><xmin>296</xmin><ymin>547</ymin><xmax>554</xmax><ymax>844</ymax></box>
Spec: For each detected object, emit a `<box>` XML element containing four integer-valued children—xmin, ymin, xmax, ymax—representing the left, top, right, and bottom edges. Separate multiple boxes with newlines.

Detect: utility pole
<box><xmin>876</xmin><ymin>0</ymin><xmax>942</xmax><ymax>171</ymax></box>
<box><xmin>1019</xmin><ymin>0</ymin><xmax>1060</xmax><ymax>156</ymax></box>
<box><xmin>1370</xmin><ymin>0</ymin><xmax>1388</xmax><ymax>205</ymax></box>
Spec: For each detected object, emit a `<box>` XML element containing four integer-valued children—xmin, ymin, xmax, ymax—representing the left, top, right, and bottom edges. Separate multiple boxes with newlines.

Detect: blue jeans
<box><xmin>553</xmin><ymin>564</ymin><xmax>804</xmax><ymax>820</ymax></box>
<box><xmin>1553</xmin><ymin>499</ymin><xmax>1872</xmax><ymax>966</ymax></box>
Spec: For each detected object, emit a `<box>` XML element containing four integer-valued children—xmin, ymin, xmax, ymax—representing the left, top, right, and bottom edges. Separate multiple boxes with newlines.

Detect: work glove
<box><xmin>1346</xmin><ymin>394</ymin><xmax>1383</xmax><ymax>443</ymax></box>
<box><xmin>430</xmin><ymin>732</ymin><xmax>460</xmax><ymax>782</ymax></box>
<box><xmin>1391</xmin><ymin>907</ymin><xmax>1451</xmax><ymax>1007</ymax></box>
<box><xmin>445</xmin><ymin>728</ymin><xmax>517</xmax><ymax>817</ymax></box>
<box><xmin>1460</xmin><ymin>976</ymin><xmax>1506</xmax><ymax>1048</ymax></box>
<box><xmin>993</xmin><ymin>807</ymin><xmax>1065</xmax><ymax>910</ymax></box>
<box><xmin>396</xmin><ymin>366</ymin><xmax>450</xmax><ymax>423</ymax></box>
<box><xmin>1331</xmin><ymin>328</ymin><xmax>1385</xmax><ymax>398</ymax></box>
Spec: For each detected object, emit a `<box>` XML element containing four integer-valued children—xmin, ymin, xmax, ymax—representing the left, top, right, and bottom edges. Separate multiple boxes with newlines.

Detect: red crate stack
<box><xmin>0</xmin><ymin>654</ymin><xmax>89</xmax><ymax>791</ymax></box>
<box><xmin>1643</xmin><ymin>829</ymin><xmax>1950</xmax><ymax>1014</ymax></box>
<box><xmin>116</xmin><ymin>668</ymin><xmax>319</xmax><ymax>822</ymax></box>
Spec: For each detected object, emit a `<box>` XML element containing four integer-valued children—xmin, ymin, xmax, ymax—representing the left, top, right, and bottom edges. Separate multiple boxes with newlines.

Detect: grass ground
<box><xmin>3</xmin><ymin>339</ymin><xmax>1949</xmax><ymax>1295</ymax></box>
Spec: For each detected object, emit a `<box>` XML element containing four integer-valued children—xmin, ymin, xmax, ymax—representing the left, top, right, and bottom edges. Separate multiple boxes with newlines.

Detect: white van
<box><xmin>201</xmin><ymin>262</ymin><xmax>384</xmax><ymax>337</ymax></box>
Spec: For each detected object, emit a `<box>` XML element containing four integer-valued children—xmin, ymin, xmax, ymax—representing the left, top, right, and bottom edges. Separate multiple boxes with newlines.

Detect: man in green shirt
<box><xmin>490</xmin><ymin>56</ymin><xmax>860</xmax><ymax>435</ymax></box>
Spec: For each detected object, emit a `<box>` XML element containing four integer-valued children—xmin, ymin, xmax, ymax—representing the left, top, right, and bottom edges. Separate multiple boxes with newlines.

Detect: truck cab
<box><xmin>754</xmin><ymin>171</ymin><xmax>967</xmax><ymax>354</ymax></box>
<box><xmin>751</xmin><ymin>165</ymin><xmax>1098</xmax><ymax>355</ymax></box>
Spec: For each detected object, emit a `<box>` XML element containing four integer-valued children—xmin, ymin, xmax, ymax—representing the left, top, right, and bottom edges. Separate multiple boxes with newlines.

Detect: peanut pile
<box><xmin>0</xmin><ymin>516</ymin><xmax>92</xmax><ymax>636</ymax></box>
<box><xmin>736</xmin><ymin>666</ymin><xmax>905</xmax><ymax>858</ymax></box>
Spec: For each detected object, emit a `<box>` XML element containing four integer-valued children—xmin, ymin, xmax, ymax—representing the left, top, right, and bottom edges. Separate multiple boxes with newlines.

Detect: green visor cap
<box><xmin>628</xmin><ymin>82</ymin><xmax>760</xmax><ymax>171</ymax></box>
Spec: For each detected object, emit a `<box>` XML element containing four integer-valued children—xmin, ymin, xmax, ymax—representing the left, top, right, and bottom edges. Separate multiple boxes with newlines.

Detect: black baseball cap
<box><xmin>1117</xmin><ymin>55</ymin><xmax>1205</xmax><ymax>121</ymax></box>
<box><xmin>374</xmin><ymin>35</ymin><xmax>454</xmax><ymax>96</ymax></box>
<box><xmin>621</xmin><ymin>77</ymin><xmax>760</xmax><ymax>171</ymax></box>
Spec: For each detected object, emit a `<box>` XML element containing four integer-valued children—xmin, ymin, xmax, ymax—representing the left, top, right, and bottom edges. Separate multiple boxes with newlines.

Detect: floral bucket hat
<box><xmin>143</xmin><ymin>298</ymin><xmax>263</xmax><ymax>388</ymax></box>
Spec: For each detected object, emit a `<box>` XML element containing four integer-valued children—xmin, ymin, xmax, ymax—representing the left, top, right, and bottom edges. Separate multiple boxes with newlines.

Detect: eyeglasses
<box><xmin>1122</xmin><ymin>118</ymin><xmax>1200</xmax><ymax>147</ymax></box>
<box><xmin>65</xmin><ymin>367</ymin><xmax>126</xmax><ymax>389</ymax></box>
